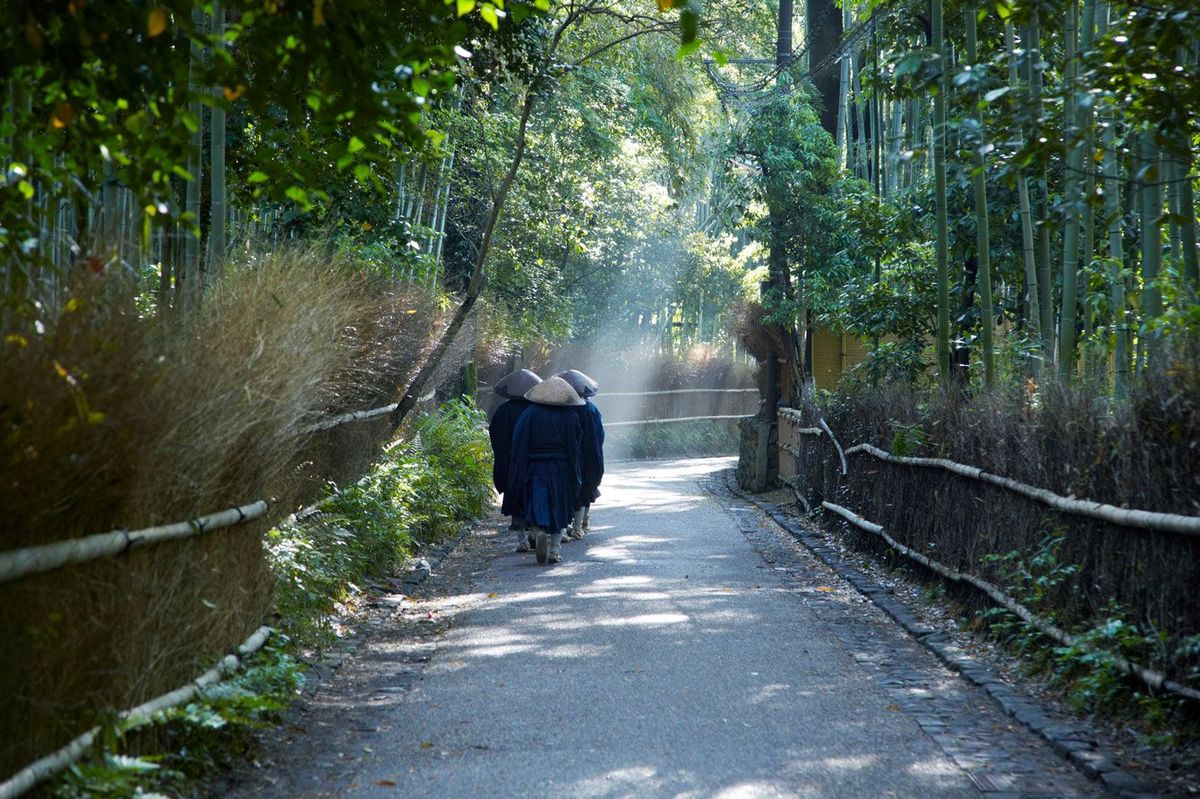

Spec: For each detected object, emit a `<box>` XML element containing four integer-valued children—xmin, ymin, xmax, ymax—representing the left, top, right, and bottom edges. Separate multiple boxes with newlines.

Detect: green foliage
<box><xmin>980</xmin><ymin>534</ymin><xmax>1188</xmax><ymax>722</ymax></box>
<box><xmin>53</xmin><ymin>640</ymin><xmax>303</xmax><ymax>798</ymax></box>
<box><xmin>268</xmin><ymin>398</ymin><xmax>490</xmax><ymax>646</ymax></box>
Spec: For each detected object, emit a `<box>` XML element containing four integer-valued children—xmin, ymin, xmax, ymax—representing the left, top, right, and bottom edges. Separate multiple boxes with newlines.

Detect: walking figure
<box><xmin>508</xmin><ymin>376</ymin><xmax>584</xmax><ymax>565</ymax></box>
<box><xmin>556</xmin><ymin>369</ymin><xmax>604</xmax><ymax>539</ymax></box>
<box><xmin>488</xmin><ymin>369</ymin><xmax>541</xmax><ymax>551</ymax></box>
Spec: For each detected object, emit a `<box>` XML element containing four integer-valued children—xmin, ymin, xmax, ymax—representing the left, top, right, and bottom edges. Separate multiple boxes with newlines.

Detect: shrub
<box><xmin>269</xmin><ymin>397</ymin><xmax>491</xmax><ymax>646</ymax></box>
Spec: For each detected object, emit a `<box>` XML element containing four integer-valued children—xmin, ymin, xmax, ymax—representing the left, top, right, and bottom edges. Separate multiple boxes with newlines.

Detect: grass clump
<box><xmin>269</xmin><ymin>397</ymin><xmax>491</xmax><ymax>646</ymax></box>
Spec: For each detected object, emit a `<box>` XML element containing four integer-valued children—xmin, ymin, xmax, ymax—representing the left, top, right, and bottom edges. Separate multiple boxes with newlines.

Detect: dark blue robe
<box><xmin>507</xmin><ymin>405</ymin><xmax>583</xmax><ymax>533</ymax></box>
<box><xmin>573</xmin><ymin>399</ymin><xmax>605</xmax><ymax>508</ymax></box>
<box><xmin>489</xmin><ymin>398</ymin><xmax>532</xmax><ymax>516</ymax></box>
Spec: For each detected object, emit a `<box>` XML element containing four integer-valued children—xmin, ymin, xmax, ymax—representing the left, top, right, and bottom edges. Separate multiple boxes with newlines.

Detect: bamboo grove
<box><xmin>825</xmin><ymin>0</ymin><xmax>1198</xmax><ymax>391</ymax></box>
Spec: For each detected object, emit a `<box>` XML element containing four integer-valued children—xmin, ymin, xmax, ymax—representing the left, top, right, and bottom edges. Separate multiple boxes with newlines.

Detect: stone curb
<box><xmin>719</xmin><ymin>471</ymin><xmax>1163</xmax><ymax>799</ymax></box>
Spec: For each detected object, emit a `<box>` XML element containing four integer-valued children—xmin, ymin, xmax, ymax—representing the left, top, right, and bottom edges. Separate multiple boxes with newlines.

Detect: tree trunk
<box><xmin>392</xmin><ymin>89</ymin><xmax>537</xmax><ymax>429</ymax></box>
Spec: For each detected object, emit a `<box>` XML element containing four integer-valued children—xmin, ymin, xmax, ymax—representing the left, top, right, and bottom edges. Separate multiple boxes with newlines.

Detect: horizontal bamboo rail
<box><xmin>821</xmin><ymin>501</ymin><xmax>1200</xmax><ymax>703</ymax></box>
<box><xmin>303</xmin><ymin>402</ymin><xmax>398</xmax><ymax>433</ymax></box>
<box><xmin>600</xmin><ymin>388</ymin><xmax>758</xmax><ymax>397</ymax></box>
<box><xmin>0</xmin><ymin>626</ymin><xmax>274</xmax><ymax>799</ymax></box>
<box><xmin>844</xmin><ymin>442</ymin><xmax>1200</xmax><ymax>536</ymax></box>
<box><xmin>609</xmin><ymin>412</ymin><xmax>748</xmax><ymax>427</ymax></box>
<box><xmin>1</xmin><ymin>392</ymin><xmax>445</xmax><ymax>584</ymax></box>
<box><xmin>0</xmin><ymin>501</ymin><xmax>269</xmax><ymax>585</ymax></box>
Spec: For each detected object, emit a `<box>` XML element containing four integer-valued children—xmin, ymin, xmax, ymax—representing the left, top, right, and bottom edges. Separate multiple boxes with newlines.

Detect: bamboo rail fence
<box><xmin>0</xmin><ymin>501</ymin><xmax>269</xmax><ymax>585</ymax></box>
<box><xmin>0</xmin><ymin>392</ymin><xmax>437</xmax><ymax>586</ymax></box>
<box><xmin>821</xmin><ymin>500</ymin><xmax>1200</xmax><ymax>703</ymax></box>
<box><xmin>0</xmin><ymin>626</ymin><xmax>274</xmax><ymax>799</ymax></box>
<box><xmin>777</xmin><ymin>411</ymin><xmax>1200</xmax><ymax>535</ymax></box>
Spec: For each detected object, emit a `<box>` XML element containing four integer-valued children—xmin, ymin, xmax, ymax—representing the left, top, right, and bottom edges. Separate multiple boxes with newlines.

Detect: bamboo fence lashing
<box><xmin>0</xmin><ymin>500</ymin><xmax>269</xmax><ymax>585</ymax></box>
<box><xmin>0</xmin><ymin>626</ymin><xmax>274</xmax><ymax>799</ymax></box>
<box><xmin>843</xmin><ymin>442</ymin><xmax>1200</xmax><ymax>536</ymax></box>
<box><xmin>820</xmin><ymin>500</ymin><xmax>1200</xmax><ymax>704</ymax></box>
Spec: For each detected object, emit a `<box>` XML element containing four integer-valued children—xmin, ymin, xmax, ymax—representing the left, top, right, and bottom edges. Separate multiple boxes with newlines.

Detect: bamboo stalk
<box><xmin>1097</xmin><ymin>2</ymin><xmax>1128</xmax><ymax>395</ymax></box>
<box><xmin>0</xmin><ymin>626</ymin><xmax>274</xmax><ymax>799</ymax></box>
<box><xmin>0</xmin><ymin>501</ymin><xmax>269</xmax><ymax>584</ymax></box>
<box><xmin>967</xmin><ymin>7</ymin><xmax>995</xmax><ymax>387</ymax></box>
<box><xmin>932</xmin><ymin>0</ymin><xmax>951</xmax><ymax>382</ymax></box>
<box><xmin>1058</xmin><ymin>0</ymin><xmax>1082</xmax><ymax>378</ymax></box>
<box><xmin>208</xmin><ymin>1</ymin><xmax>227</xmax><ymax>269</ymax></box>
<box><xmin>844</xmin><ymin>442</ymin><xmax>1200</xmax><ymax>534</ymax></box>
<box><xmin>822</xmin><ymin>501</ymin><xmax>1200</xmax><ymax>702</ymax></box>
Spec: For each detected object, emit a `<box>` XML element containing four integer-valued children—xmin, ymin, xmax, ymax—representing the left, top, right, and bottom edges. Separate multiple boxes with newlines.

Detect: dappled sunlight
<box><xmin>595</xmin><ymin>611</ymin><xmax>691</xmax><ymax>627</ymax></box>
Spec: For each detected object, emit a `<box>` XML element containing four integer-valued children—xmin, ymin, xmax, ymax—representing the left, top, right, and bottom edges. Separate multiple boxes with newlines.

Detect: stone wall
<box><xmin>737</xmin><ymin>415</ymin><xmax>777</xmax><ymax>492</ymax></box>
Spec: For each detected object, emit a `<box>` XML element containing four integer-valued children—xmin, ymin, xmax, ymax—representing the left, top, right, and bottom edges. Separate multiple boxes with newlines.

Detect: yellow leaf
<box><xmin>656</xmin><ymin>0</ymin><xmax>674</xmax><ymax>11</ymax></box>
<box><xmin>223</xmin><ymin>84</ymin><xmax>246</xmax><ymax>101</ymax></box>
<box><xmin>147</xmin><ymin>7</ymin><xmax>168</xmax><ymax>37</ymax></box>
<box><xmin>487</xmin><ymin>592</ymin><xmax>498</xmax><ymax>598</ymax></box>
<box><xmin>814</xmin><ymin>585</ymin><xmax>835</xmax><ymax>592</ymax></box>
<box><xmin>480</xmin><ymin>3</ymin><xmax>498</xmax><ymax>29</ymax></box>
<box><xmin>53</xmin><ymin>360</ymin><xmax>69</xmax><ymax>379</ymax></box>
<box><xmin>50</xmin><ymin>102</ymin><xmax>75</xmax><ymax>129</ymax></box>
<box><xmin>456</xmin><ymin>0</ymin><xmax>475</xmax><ymax>16</ymax></box>
<box><xmin>313</xmin><ymin>0</ymin><xmax>326</xmax><ymax>26</ymax></box>
<box><xmin>5</xmin><ymin>334</ymin><xmax>28</xmax><ymax>348</ymax></box>
<box><xmin>419</xmin><ymin>741</ymin><xmax>435</xmax><ymax>749</ymax></box>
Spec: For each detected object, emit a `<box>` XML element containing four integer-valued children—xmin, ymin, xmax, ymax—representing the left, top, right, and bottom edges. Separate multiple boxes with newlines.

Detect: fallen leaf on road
<box><xmin>884</xmin><ymin>704</ymin><xmax>901</xmax><ymax>711</ymax></box>
<box><xmin>420</xmin><ymin>741</ymin><xmax>435</xmax><ymax>749</ymax></box>
<box><xmin>814</xmin><ymin>586</ymin><xmax>835</xmax><ymax>592</ymax></box>
<box><xmin>372</xmin><ymin>779</ymin><xmax>398</xmax><ymax>787</ymax></box>
<box><xmin>487</xmin><ymin>592</ymin><xmax>498</xmax><ymax>598</ymax></box>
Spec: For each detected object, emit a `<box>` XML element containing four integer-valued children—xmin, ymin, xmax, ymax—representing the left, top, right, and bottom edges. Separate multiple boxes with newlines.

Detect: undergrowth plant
<box><xmin>981</xmin><ymin>534</ymin><xmax>1186</xmax><ymax>727</ymax></box>
<box><xmin>53</xmin><ymin>640</ymin><xmax>304</xmax><ymax>799</ymax></box>
<box><xmin>269</xmin><ymin>397</ymin><xmax>491</xmax><ymax>647</ymax></box>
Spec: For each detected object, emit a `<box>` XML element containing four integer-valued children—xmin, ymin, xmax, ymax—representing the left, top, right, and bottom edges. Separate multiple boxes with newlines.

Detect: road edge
<box><xmin>715</xmin><ymin>469</ymin><xmax>1163</xmax><ymax>799</ymax></box>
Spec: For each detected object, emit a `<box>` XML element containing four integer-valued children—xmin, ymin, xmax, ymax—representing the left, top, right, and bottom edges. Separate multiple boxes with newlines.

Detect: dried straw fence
<box><xmin>0</xmin><ymin>395</ymin><xmax>427</xmax><ymax>799</ymax></box>
<box><xmin>776</xmin><ymin>406</ymin><xmax>1200</xmax><ymax>703</ymax></box>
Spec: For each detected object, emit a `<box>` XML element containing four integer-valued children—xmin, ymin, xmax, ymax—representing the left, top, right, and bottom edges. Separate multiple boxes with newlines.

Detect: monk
<box><xmin>507</xmin><ymin>376</ymin><xmax>584</xmax><ymax>565</ymax></box>
<box><xmin>488</xmin><ymin>369</ymin><xmax>542</xmax><ymax>551</ymax></box>
<box><xmin>555</xmin><ymin>369</ymin><xmax>604</xmax><ymax>539</ymax></box>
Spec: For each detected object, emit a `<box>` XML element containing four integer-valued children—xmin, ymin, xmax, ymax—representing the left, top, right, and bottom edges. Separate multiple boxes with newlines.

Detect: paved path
<box><xmin>234</xmin><ymin>458</ymin><xmax>1103</xmax><ymax>798</ymax></box>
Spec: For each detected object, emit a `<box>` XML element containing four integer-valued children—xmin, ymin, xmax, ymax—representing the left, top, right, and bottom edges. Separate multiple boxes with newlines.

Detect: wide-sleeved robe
<box><xmin>507</xmin><ymin>405</ymin><xmax>583</xmax><ymax>533</ymax></box>
<box><xmin>574</xmin><ymin>399</ymin><xmax>605</xmax><ymax>508</ymax></box>
<box><xmin>489</xmin><ymin>398</ymin><xmax>532</xmax><ymax>517</ymax></box>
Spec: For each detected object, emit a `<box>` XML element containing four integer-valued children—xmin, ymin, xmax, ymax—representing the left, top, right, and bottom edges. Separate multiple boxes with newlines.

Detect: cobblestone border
<box><xmin>720</xmin><ymin>470</ymin><xmax>1163</xmax><ymax>799</ymax></box>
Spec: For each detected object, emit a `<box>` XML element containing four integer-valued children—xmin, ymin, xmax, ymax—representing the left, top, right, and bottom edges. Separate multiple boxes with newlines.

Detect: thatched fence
<box><xmin>0</xmin><ymin>395</ymin><xmax>430</xmax><ymax>797</ymax></box>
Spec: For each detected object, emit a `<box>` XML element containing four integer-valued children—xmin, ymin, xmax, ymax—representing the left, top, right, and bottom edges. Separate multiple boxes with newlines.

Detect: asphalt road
<box><xmin>234</xmin><ymin>457</ymin><xmax>1102</xmax><ymax>798</ymax></box>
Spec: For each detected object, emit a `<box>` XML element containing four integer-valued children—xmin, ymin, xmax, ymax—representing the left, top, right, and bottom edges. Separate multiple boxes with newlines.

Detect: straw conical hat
<box><xmin>554</xmin><ymin>369</ymin><xmax>599</xmax><ymax>398</ymax></box>
<box><xmin>493</xmin><ymin>369</ymin><xmax>542</xmax><ymax>400</ymax></box>
<box><xmin>525</xmin><ymin>376</ymin><xmax>585</xmax><ymax>407</ymax></box>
